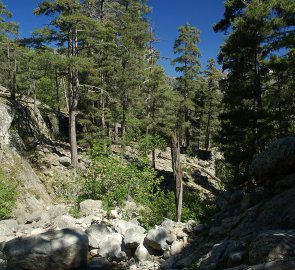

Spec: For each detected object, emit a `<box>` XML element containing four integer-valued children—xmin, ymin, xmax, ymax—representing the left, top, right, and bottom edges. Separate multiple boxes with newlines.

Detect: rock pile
<box><xmin>0</xmin><ymin>199</ymin><xmax>199</xmax><ymax>270</ymax></box>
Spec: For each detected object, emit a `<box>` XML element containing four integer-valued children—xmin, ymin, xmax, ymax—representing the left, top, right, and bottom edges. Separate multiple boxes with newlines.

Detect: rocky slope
<box><xmin>162</xmin><ymin>136</ymin><xmax>295</xmax><ymax>270</ymax></box>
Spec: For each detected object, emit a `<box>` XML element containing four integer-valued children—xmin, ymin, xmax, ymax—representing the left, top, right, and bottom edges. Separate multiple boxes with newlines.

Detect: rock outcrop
<box><xmin>162</xmin><ymin>136</ymin><xmax>295</xmax><ymax>270</ymax></box>
<box><xmin>249</xmin><ymin>136</ymin><xmax>295</xmax><ymax>186</ymax></box>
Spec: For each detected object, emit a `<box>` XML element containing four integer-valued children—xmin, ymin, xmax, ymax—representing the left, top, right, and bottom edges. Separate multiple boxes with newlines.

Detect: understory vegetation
<box><xmin>0</xmin><ymin>168</ymin><xmax>17</xmax><ymax>219</ymax></box>
<box><xmin>71</xmin><ymin>141</ymin><xmax>213</xmax><ymax>228</ymax></box>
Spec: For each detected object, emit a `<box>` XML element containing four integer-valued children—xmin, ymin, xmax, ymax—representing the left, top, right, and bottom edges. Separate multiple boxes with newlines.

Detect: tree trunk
<box><xmin>69</xmin><ymin>108</ymin><xmax>78</xmax><ymax>169</ymax></box>
<box><xmin>12</xmin><ymin>57</ymin><xmax>17</xmax><ymax>99</ymax></box>
<box><xmin>55</xmin><ymin>72</ymin><xmax>60</xmax><ymax>113</ymax></box>
<box><xmin>171</xmin><ymin>130</ymin><xmax>183</xmax><ymax>222</ymax></box>
<box><xmin>205</xmin><ymin>99</ymin><xmax>213</xmax><ymax>151</ymax></box>
<box><xmin>121</xmin><ymin>99</ymin><xmax>127</xmax><ymax>137</ymax></box>
<box><xmin>67</xmin><ymin>28</ymin><xmax>79</xmax><ymax>170</ymax></box>
<box><xmin>152</xmin><ymin>148</ymin><xmax>156</xmax><ymax>169</ymax></box>
<box><xmin>276</xmin><ymin>71</ymin><xmax>283</xmax><ymax>136</ymax></box>
<box><xmin>101</xmin><ymin>89</ymin><xmax>106</xmax><ymax>131</ymax></box>
<box><xmin>33</xmin><ymin>80</ymin><xmax>37</xmax><ymax>114</ymax></box>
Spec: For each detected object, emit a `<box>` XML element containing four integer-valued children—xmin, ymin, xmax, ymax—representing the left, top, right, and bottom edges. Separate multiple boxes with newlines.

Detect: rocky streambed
<box><xmin>0</xmin><ymin>199</ymin><xmax>200</xmax><ymax>270</ymax></box>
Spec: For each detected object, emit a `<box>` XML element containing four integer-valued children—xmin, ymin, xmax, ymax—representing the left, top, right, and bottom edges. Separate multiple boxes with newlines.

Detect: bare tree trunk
<box><xmin>114</xmin><ymin>122</ymin><xmax>119</xmax><ymax>142</ymax></box>
<box><xmin>171</xmin><ymin>130</ymin><xmax>183</xmax><ymax>222</ymax></box>
<box><xmin>6</xmin><ymin>39</ymin><xmax>12</xmax><ymax>98</ymax></box>
<box><xmin>101</xmin><ymin>88</ymin><xmax>106</xmax><ymax>131</ymax></box>
<box><xmin>69</xmin><ymin>108</ymin><xmax>78</xmax><ymax>169</ymax></box>
<box><xmin>152</xmin><ymin>148</ymin><xmax>156</xmax><ymax>169</ymax></box>
<box><xmin>276</xmin><ymin>71</ymin><xmax>283</xmax><ymax>136</ymax></box>
<box><xmin>33</xmin><ymin>80</ymin><xmax>37</xmax><ymax>114</ymax></box>
<box><xmin>55</xmin><ymin>72</ymin><xmax>60</xmax><ymax>113</ymax></box>
<box><xmin>67</xmin><ymin>28</ymin><xmax>79</xmax><ymax>170</ymax></box>
<box><xmin>12</xmin><ymin>57</ymin><xmax>17</xmax><ymax>99</ymax></box>
<box><xmin>121</xmin><ymin>100</ymin><xmax>126</xmax><ymax>137</ymax></box>
<box><xmin>205</xmin><ymin>99</ymin><xmax>213</xmax><ymax>151</ymax></box>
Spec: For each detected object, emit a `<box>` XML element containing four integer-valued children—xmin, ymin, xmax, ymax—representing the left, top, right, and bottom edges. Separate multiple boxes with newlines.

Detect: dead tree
<box><xmin>171</xmin><ymin>130</ymin><xmax>183</xmax><ymax>222</ymax></box>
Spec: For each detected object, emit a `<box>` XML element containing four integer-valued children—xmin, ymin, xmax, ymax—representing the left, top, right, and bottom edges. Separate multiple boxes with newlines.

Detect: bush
<box><xmin>0</xmin><ymin>169</ymin><xmax>17</xmax><ymax>219</ymax></box>
<box><xmin>182</xmin><ymin>187</ymin><xmax>216</xmax><ymax>224</ymax></box>
<box><xmin>139</xmin><ymin>190</ymin><xmax>175</xmax><ymax>227</ymax></box>
<box><xmin>80</xmin><ymin>141</ymin><xmax>216</xmax><ymax>228</ymax></box>
<box><xmin>79</xmin><ymin>141</ymin><xmax>177</xmax><ymax>227</ymax></box>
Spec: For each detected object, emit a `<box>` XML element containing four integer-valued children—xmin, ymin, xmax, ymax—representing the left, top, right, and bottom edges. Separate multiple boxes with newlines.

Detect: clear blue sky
<box><xmin>3</xmin><ymin>0</ymin><xmax>226</xmax><ymax>76</ymax></box>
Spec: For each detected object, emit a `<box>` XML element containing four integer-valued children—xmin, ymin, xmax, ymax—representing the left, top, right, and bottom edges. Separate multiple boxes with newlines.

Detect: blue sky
<box><xmin>3</xmin><ymin>0</ymin><xmax>226</xmax><ymax>76</ymax></box>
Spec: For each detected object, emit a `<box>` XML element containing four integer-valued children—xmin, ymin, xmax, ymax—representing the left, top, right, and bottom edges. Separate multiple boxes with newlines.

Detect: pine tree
<box><xmin>0</xmin><ymin>0</ymin><xmax>18</xmax><ymax>98</ymax></box>
<box><xmin>203</xmin><ymin>59</ymin><xmax>222</xmax><ymax>151</ymax></box>
<box><xmin>214</xmin><ymin>0</ymin><xmax>295</xmax><ymax>182</ymax></box>
<box><xmin>172</xmin><ymin>22</ymin><xmax>202</xmax><ymax>149</ymax></box>
<box><xmin>34</xmin><ymin>0</ymin><xmax>104</xmax><ymax>169</ymax></box>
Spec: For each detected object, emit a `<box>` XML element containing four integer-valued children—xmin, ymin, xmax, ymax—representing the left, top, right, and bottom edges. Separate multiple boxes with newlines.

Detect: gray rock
<box><xmin>44</xmin><ymin>170</ymin><xmax>54</xmax><ymax>177</ymax></box>
<box><xmin>184</xmin><ymin>220</ymin><xmax>197</xmax><ymax>233</ymax></box>
<box><xmin>25</xmin><ymin>210</ymin><xmax>44</xmax><ymax>223</ymax></box>
<box><xmin>145</xmin><ymin>227</ymin><xmax>176</xmax><ymax>251</ymax></box>
<box><xmin>3</xmin><ymin>228</ymin><xmax>88</xmax><ymax>270</ymax></box>
<box><xmin>36</xmin><ymin>211</ymin><xmax>51</xmax><ymax>229</ymax></box>
<box><xmin>49</xmin><ymin>204</ymin><xmax>67</xmax><ymax>219</ymax></box>
<box><xmin>228</xmin><ymin>251</ymin><xmax>245</xmax><ymax>267</ymax></box>
<box><xmin>230</xmin><ymin>187</ymin><xmax>295</xmax><ymax>241</ymax></box>
<box><xmin>86</xmin><ymin>223</ymin><xmax>111</xmax><ymax>248</ymax></box>
<box><xmin>54</xmin><ymin>215</ymin><xmax>77</xmax><ymax>229</ymax></box>
<box><xmin>249</xmin><ymin>230</ymin><xmax>295</xmax><ymax>265</ymax></box>
<box><xmin>249</xmin><ymin>136</ymin><xmax>295</xmax><ymax>184</ymax></box>
<box><xmin>124</xmin><ymin>227</ymin><xmax>145</xmax><ymax>248</ymax></box>
<box><xmin>98</xmin><ymin>233</ymin><xmax>126</xmax><ymax>262</ymax></box>
<box><xmin>0</xmin><ymin>100</ymin><xmax>14</xmax><ymax>146</ymax></box>
<box><xmin>170</xmin><ymin>240</ymin><xmax>184</xmax><ymax>256</ymax></box>
<box><xmin>79</xmin><ymin>199</ymin><xmax>103</xmax><ymax>216</ymax></box>
<box><xmin>134</xmin><ymin>239</ymin><xmax>153</xmax><ymax>262</ymax></box>
<box><xmin>0</xmin><ymin>220</ymin><xmax>18</xmax><ymax>236</ymax></box>
<box><xmin>58</xmin><ymin>156</ymin><xmax>71</xmax><ymax>167</ymax></box>
<box><xmin>224</xmin><ymin>258</ymin><xmax>295</xmax><ymax>270</ymax></box>
<box><xmin>161</xmin><ymin>219</ymin><xmax>175</xmax><ymax>231</ymax></box>
<box><xmin>88</xmin><ymin>257</ymin><xmax>112</xmax><ymax>270</ymax></box>
<box><xmin>199</xmin><ymin>240</ymin><xmax>246</xmax><ymax>270</ymax></box>
<box><xmin>114</xmin><ymin>220</ymin><xmax>140</xmax><ymax>236</ymax></box>
<box><xmin>194</xmin><ymin>224</ymin><xmax>206</xmax><ymax>234</ymax></box>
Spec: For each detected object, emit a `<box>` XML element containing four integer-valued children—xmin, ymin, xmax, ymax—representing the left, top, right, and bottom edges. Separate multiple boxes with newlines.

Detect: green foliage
<box><xmin>81</xmin><ymin>151</ymin><xmax>160</xmax><ymax>209</ymax></box>
<box><xmin>0</xmin><ymin>168</ymin><xmax>17</xmax><ymax>219</ymax></box>
<box><xmin>182</xmin><ymin>187</ymin><xmax>216</xmax><ymax>224</ymax></box>
<box><xmin>214</xmin><ymin>0</ymin><xmax>295</xmax><ymax>181</ymax></box>
<box><xmin>68</xmin><ymin>204</ymin><xmax>81</xmax><ymax>218</ymax></box>
<box><xmin>138</xmin><ymin>134</ymin><xmax>166</xmax><ymax>157</ymax></box>
<box><xmin>139</xmin><ymin>190</ymin><xmax>175</xmax><ymax>228</ymax></box>
<box><xmin>79</xmin><ymin>141</ymin><xmax>176</xmax><ymax>227</ymax></box>
<box><xmin>172</xmin><ymin>22</ymin><xmax>206</xmax><ymax>149</ymax></box>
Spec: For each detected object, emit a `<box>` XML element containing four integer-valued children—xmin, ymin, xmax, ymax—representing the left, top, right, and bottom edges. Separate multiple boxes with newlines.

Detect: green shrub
<box><xmin>0</xmin><ymin>169</ymin><xmax>17</xmax><ymax>219</ymax></box>
<box><xmin>80</xmin><ymin>141</ymin><xmax>216</xmax><ymax>228</ymax></box>
<box><xmin>139</xmin><ymin>190</ymin><xmax>175</xmax><ymax>227</ymax></box>
<box><xmin>79</xmin><ymin>141</ymin><xmax>176</xmax><ymax>227</ymax></box>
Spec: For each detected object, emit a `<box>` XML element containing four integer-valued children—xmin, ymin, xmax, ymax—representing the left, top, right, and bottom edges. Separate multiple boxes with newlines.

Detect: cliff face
<box><xmin>0</xmin><ymin>96</ymin><xmax>61</xmax><ymax>219</ymax></box>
